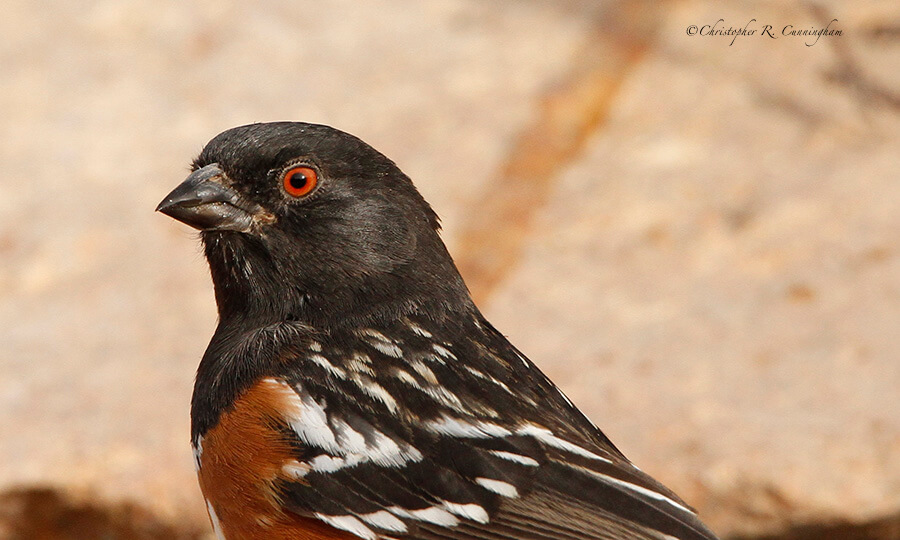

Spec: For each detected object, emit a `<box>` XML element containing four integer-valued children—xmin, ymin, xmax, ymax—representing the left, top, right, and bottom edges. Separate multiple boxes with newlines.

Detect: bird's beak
<box><xmin>156</xmin><ymin>163</ymin><xmax>268</xmax><ymax>232</ymax></box>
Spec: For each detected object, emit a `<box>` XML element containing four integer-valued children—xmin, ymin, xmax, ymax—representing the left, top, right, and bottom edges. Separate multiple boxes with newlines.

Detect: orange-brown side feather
<box><xmin>198</xmin><ymin>378</ymin><xmax>357</xmax><ymax>540</ymax></box>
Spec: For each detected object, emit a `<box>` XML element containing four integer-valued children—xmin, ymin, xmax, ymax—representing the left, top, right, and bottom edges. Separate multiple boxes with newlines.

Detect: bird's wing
<box><xmin>270</xmin><ymin>377</ymin><xmax>718</xmax><ymax>540</ymax></box>
<box><xmin>204</xmin><ymin>318</ymin><xmax>718</xmax><ymax>540</ymax></box>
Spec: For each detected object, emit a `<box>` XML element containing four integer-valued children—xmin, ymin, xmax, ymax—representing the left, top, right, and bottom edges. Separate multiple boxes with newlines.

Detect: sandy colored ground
<box><xmin>1</xmin><ymin>1</ymin><xmax>898</xmax><ymax>538</ymax></box>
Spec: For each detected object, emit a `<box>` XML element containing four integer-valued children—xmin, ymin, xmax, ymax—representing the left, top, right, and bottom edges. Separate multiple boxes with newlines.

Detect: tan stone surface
<box><xmin>487</xmin><ymin>1</ymin><xmax>900</xmax><ymax>537</ymax></box>
<box><xmin>1</xmin><ymin>0</ymin><xmax>898</xmax><ymax>538</ymax></box>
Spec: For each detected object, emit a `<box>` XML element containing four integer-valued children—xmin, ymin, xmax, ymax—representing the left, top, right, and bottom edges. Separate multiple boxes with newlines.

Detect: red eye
<box><xmin>282</xmin><ymin>166</ymin><xmax>318</xmax><ymax>198</ymax></box>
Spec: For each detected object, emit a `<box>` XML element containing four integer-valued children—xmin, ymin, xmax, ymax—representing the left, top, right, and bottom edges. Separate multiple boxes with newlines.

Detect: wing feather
<box><xmin>258</xmin><ymin>319</ymin><xmax>718</xmax><ymax>539</ymax></box>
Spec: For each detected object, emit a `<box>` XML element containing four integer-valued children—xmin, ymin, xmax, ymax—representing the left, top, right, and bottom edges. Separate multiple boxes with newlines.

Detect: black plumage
<box><xmin>157</xmin><ymin>122</ymin><xmax>719</xmax><ymax>540</ymax></box>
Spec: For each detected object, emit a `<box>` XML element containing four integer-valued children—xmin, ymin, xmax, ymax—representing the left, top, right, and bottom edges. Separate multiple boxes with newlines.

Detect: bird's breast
<box><xmin>194</xmin><ymin>377</ymin><xmax>358</xmax><ymax>540</ymax></box>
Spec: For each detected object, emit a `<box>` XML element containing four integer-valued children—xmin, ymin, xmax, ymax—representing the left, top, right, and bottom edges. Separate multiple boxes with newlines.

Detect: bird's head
<box><xmin>158</xmin><ymin>122</ymin><xmax>471</xmax><ymax>327</ymax></box>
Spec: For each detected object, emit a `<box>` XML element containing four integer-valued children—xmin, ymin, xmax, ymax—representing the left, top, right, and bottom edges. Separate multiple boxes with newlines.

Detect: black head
<box><xmin>158</xmin><ymin>122</ymin><xmax>472</xmax><ymax>328</ymax></box>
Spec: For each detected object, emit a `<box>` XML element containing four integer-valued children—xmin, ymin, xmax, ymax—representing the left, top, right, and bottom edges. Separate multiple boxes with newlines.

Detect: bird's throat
<box><xmin>202</xmin><ymin>230</ymin><xmax>474</xmax><ymax>331</ymax></box>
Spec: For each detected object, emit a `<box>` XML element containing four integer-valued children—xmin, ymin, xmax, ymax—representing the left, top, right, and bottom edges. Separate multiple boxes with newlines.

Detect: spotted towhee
<box><xmin>157</xmin><ymin>122</ymin><xmax>719</xmax><ymax>540</ymax></box>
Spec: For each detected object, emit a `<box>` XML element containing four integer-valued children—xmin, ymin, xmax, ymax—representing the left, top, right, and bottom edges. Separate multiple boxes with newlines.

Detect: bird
<box><xmin>157</xmin><ymin>122</ymin><xmax>719</xmax><ymax>540</ymax></box>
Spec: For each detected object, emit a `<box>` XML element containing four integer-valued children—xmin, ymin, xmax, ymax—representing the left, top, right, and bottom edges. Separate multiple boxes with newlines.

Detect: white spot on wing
<box><xmin>432</xmin><ymin>343</ymin><xmax>456</xmax><ymax>360</ymax></box>
<box><xmin>427</xmin><ymin>415</ymin><xmax>511</xmax><ymax>438</ymax></box>
<box><xmin>462</xmin><ymin>365</ymin><xmax>514</xmax><ymax>394</ymax></box>
<box><xmin>518</xmin><ymin>424</ymin><xmax>613</xmax><ymax>464</ymax></box>
<box><xmin>309</xmin><ymin>341</ymin><xmax>323</xmax><ymax>352</ymax></box>
<box><xmin>306</xmin><ymin>428</ymin><xmax>422</xmax><ymax>473</ymax></box>
<box><xmin>409</xmin><ymin>360</ymin><xmax>438</xmax><ymax>384</ymax></box>
<box><xmin>406</xmin><ymin>320</ymin><xmax>432</xmax><ymax>338</ymax></box>
<box><xmin>513</xmin><ymin>349</ymin><xmax>531</xmax><ymax>368</ymax></box>
<box><xmin>333</xmin><ymin>419</ymin><xmax>367</xmax><ymax>453</ymax></box>
<box><xmin>268</xmin><ymin>378</ymin><xmax>421</xmax><ymax>474</ymax></box>
<box><xmin>277</xmin><ymin>382</ymin><xmax>341</xmax><ymax>453</ymax></box>
<box><xmin>282</xmin><ymin>459</ymin><xmax>311</xmax><ymax>479</ymax></box>
<box><xmin>192</xmin><ymin>438</ymin><xmax>203</xmax><ymax>472</ymax></box>
<box><xmin>315</xmin><ymin>514</ymin><xmax>377</xmax><ymax>540</ymax></box>
<box><xmin>395</xmin><ymin>369</ymin><xmax>467</xmax><ymax>413</ymax></box>
<box><xmin>489</xmin><ymin>450</ymin><xmax>539</xmax><ymax>466</ymax></box>
<box><xmin>557</xmin><ymin>387</ymin><xmax>575</xmax><ymax>408</ymax></box>
<box><xmin>372</xmin><ymin>341</ymin><xmax>403</xmax><ymax>358</ymax></box>
<box><xmin>352</xmin><ymin>351</ymin><xmax>373</xmax><ymax>364</ymax></box>
<box><xmin>423</xmin><ymin>352</ymin><xmax>446</xmax><ymax>365</ymax></box>
<box><xmin>566</xmin><ymin>462</ymin><xmax>694</xmax><ymax>515</ymax></box>
<box><xmin>359</xmin><ymin>510</ymin><xmax>408</xmax><ymax>532</ymax></box>
<box><xmin>463</xmin><ymin>366</ymin><xmax>486</xmax><ymax>378</ymax></box>
<box><xmin>441</xmin><ymin>501</ymin><xmax>489</xmax><ymax>523</ymax></box>
<box><xmin>422</xmin><ymin>385</ymin><xmax>467</xmax><ymax>413</ymax></box>
<box><xmin>310</xmin><ymin>454</ymin><xmax>348</xmax><ymax>473</ymax></box>
<box><xmin>347</xmin><ymin>357</ymin><xmax>376</xmax><ymax>375</ymax></box>
<box><xmin>475</xmin><ymin>477</ymin><xmax>519</xmax><ymax>498</ymax></box>
<box><xmin>350</xmin><ymin>373</ymin><xmax>398</xmax><ymax>412</ymax></box>
<box><xmin>489</xmin><ymin>376</ymin><xmax>513</xmax><ymax>394</ymax></box>
<box><xmin>369</xmin><ymin>433</ymin><xmax>423</xmax><ymax>468</ymax></box>
<box><xmin>389</xmin><ymin>506</ymin><xmax>460</xmax><ymax>526</ymax></box>
<box><xmin>358</xmin><ymin>328</ymin><xmax>404</xmax><ymax>358</ymax></box>
<box><xmin>394</xmin><ymin>369</ymin><xmax>421</xmax><ymax>388</ymax></box>
<box><xmin>309</xmin><ymin>354</ymin><xmax>347</xmax><ymax>378</ymax></box>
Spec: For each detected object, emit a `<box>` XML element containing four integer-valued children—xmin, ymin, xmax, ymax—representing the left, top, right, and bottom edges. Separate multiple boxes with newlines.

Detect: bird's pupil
<box><xmin>289</xmin><ymin>173</ymin><xmax>308</xmax><ymax>190</ymax></box>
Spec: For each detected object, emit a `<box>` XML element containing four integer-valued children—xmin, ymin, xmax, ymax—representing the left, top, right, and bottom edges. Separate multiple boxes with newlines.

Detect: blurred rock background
<box><xmin>1</xmin><ymin>0</ymin><xmax>898</xmax><ymax>538</ymax></box>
